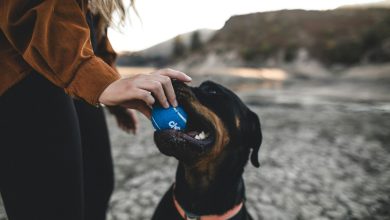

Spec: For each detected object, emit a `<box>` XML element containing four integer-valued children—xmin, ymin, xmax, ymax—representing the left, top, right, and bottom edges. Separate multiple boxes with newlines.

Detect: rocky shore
<box><xmin>1</xmin><ymin>74</ymin><xmax>389</xmax><ymax>220</ymax></box>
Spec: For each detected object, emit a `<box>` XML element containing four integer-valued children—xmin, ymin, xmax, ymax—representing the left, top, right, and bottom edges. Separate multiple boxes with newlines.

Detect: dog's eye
<box><xmin>207</xmin><ymin>90</ymin><xmax>217</xmax><ymax>95</ymax></box>
<box><xmin>201</xmin><ymin>83</ymin><xmax>219</xmax><ymax>95</ymax></box>
<box><xmin>204</xmin><ymin>87</ymin><xmax>218</xmax><ymax>95</ymax></box>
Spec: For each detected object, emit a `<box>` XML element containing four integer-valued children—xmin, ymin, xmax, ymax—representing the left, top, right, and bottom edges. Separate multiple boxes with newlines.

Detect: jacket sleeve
<box><xmin>96</xmin><ymin>29</ymin><xmax>118</xmax><ymax>70</ymax></box>
<box><xmin>0</xmin><ymin>0</ymin><xmax>120</xmax><ymax>105</ymax></box>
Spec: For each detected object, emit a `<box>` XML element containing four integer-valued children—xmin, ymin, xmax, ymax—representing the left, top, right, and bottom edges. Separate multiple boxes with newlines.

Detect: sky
<box><xmin>108</xmin><ymin>0</ymin><xmax>382</xmax><ymax>52</ymax></box>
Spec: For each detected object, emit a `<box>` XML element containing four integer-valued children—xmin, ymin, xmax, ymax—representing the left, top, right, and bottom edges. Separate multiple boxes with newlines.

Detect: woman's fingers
<box><xmin>151</xmin><ymin>69</ymin><xmax>191</xmax><ymax>107</ymax></box>
<box><xmin>98</xmin><ymin>68</ymin><xmax>191</xmax><ymax>115</ymax></box>
<box><xmin>155</xmin><ymin>68</ymin><xmax>192</xmax><ymax>82</ymax></box>
<box><xmin>121</xmin><ymin>99</ymin><xmax>152</xmax><ymax>119</ymax></box>
<box><xmin>137</xmin><ymin>78</ymin><xmax>169</xmax><ymax>108</ymax></box>
<box><xmin>132</xmin><ymin>103</ymin><xmax>152</xmax><ymax>119</ymax></box>
<box><xmin>131</xmin><ymin>88</ymin><xmax>155</xmax><ymax>107</ymax></box>
<box><xmin>150</xmin><ymin>74</ymin><xmax>178</xmax><ymax>107</ymax></box>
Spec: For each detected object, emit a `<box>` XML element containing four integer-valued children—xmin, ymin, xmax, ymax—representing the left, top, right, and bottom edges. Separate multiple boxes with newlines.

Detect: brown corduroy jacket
<box><xmin>0</xmin><ymin>0</ymin><xmax>120</xmax><ymax>105</ymax></box>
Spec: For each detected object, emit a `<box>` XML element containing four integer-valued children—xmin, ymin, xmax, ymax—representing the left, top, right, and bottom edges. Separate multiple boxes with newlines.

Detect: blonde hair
<box><xmin>88</xmin><ymin>0</ymin><xmax>137</xmax><ymax>33</ymax></box>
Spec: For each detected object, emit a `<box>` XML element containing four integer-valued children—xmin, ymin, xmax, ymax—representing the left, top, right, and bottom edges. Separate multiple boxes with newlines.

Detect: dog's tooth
<box><xmin>199</xmin><ymin>131</ymin><xmax>206</xmax><ymax>140</ymax></box>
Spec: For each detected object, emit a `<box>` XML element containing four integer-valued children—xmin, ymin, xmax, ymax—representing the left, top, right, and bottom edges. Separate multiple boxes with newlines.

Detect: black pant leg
<box><xmin>0</xmin><ymin>73</ymin><xmax>84</xmax><ymax>220</ymax></box>
<box><xmin>74</xmin><ymin>100</ymin><xmax>114</xmax><ymax>220</ymax></box>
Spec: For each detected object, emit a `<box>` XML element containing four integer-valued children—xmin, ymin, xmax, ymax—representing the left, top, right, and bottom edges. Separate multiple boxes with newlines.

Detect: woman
<box><xmin>0</xmin><ymin>0</ymin><xmax>191</xmax><ymax>220</ymax></box>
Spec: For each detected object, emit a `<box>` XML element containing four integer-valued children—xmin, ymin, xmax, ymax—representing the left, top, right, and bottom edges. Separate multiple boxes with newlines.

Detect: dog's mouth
<box><xmin>154</xmin><ymin>83</ymin><xmax>216</xmax><ymax>161</ymax></box>
<box><xmin>156</xmin><ymin>106</ymin><xmax>215</xmax><ymax>147</ymax></box>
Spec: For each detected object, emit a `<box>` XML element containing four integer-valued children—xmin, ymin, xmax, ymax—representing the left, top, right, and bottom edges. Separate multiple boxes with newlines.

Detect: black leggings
<box><xmin>0</xmin><ymin>72</ymin><xmax>114</xmax><ymax>220</ymax></box>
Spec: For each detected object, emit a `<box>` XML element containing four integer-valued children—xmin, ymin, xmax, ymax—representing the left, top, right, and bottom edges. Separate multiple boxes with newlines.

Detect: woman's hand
<box><xmin>98</xmin><ymin>68</ymin><xmax>192</xmax><ymax>118</ymax></box>
<box><xmin>108</xmin><ymin>106</ymin><xmax>139</xmax><ymax>134</ymax></box>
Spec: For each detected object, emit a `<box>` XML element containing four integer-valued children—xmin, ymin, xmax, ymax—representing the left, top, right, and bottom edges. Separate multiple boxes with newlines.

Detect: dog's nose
<box><xmin>172</xmin><ymin>80</ymin><xmax>188</xmax><ymax>92</ymax></box>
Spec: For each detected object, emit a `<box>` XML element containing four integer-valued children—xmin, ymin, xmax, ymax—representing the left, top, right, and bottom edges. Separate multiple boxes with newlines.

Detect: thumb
<box><xmin>122</xmin><ymin>100</ymin><xmax>152</xmax><ymax>119</ymax></box>
<box><xmin>134</xmin><ymin>104</ymin><xmax>152</xmax><ymax>119</ymax></box>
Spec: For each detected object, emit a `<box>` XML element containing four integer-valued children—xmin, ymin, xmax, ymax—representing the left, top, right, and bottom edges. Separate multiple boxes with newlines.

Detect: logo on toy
<box><xmin>169</xmin><ymin>121</ymin><xmax>181</xmax><ymax>130</ymax></box>
<box><xmin>151</xmin><ymin>105</ymin><xmax>188</xmax><ymax>131</ymax></box>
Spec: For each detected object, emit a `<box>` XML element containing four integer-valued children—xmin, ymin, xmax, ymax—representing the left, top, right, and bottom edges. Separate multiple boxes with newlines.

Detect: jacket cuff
<box><xmin>65</xmin><ymin>56</ymin><xmax>120</xmax><ymax>106</ymax></box>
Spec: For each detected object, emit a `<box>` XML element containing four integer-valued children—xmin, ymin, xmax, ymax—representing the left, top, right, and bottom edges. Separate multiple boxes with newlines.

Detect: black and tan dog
<box><xmin>152</xmin><ymin>81</ymin><xmax>262</xmax><ymax>220</ymax></box>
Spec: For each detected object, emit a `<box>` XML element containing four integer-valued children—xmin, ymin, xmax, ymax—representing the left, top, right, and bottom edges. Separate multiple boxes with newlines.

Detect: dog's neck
<box><xmin>173</xmin><ymin>162</ymin><xmax>246</xmax><ymax>215</ymax></box>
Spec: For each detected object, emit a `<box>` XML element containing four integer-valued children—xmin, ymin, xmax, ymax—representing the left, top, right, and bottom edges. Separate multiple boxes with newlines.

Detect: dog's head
<box><xmin>154</xmin><ymin>80</ymin><xmax>262</xmax><ymax>173</ymax></box>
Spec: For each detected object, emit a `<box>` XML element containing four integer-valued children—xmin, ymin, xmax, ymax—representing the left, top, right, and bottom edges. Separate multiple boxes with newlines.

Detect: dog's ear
<box><xmin>246</xmin><ymin>111</ymin><xmax>262</xmax><ymax>168</ymax></box>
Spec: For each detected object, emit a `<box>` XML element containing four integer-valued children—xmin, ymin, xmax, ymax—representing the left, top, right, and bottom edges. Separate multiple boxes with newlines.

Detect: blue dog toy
<box><xmin>151</xmin><ymin>105</ymin><xmax>188</xmax><ymax>130</ymax></box>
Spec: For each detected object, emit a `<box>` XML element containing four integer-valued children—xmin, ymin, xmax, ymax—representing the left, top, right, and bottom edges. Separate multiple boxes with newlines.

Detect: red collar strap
<box><xmin>173</xmin><ymin>194</ymin><xmax>243</xmax><ymax>220</ymax></box>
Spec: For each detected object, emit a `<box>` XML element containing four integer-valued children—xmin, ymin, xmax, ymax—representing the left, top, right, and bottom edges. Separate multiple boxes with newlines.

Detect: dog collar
<box><xmin>173</xmin><ymin>194</ymin><xmax>243</xmax><ymax>220</ymax></box>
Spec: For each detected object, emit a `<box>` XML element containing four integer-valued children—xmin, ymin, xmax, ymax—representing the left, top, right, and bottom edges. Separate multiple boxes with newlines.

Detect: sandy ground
<box><xmin>1</xmin><ymin>71</ymin><xmax>390</xmax><ymax>220</ymax></box>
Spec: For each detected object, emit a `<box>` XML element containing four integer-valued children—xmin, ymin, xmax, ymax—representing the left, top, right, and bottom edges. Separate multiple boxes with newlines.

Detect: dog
<box><xmin>152</xmin><ymin>80</ymin><xmax>262</xmax><ymax>220</ymax></box>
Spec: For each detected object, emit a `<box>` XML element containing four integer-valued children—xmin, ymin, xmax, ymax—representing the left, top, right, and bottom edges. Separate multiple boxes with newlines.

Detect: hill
<box><xmin>340</xmin><ymin>0</ymin><xmax>390</xmax><ymax>9</ymax></box>
<box><xmin>203</xmin><ymin>8</ymin><xmax>390</xmax><ymax>67</ymax></box>
<box><xmin>140</xmin><ymin>29</ymin><xmax>216</xmax><ymax>58</ymax></box>
<box><xmin>118</xmin><ymin>8</ymin><xmax>390</xmax><ymax>71</ymax></box>
<box><xmin>116</xmin><ymin>29</ymin><xmax>216</xmax><ymax>67</ymax></box>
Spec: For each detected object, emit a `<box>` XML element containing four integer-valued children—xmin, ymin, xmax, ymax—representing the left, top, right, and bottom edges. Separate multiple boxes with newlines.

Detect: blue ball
<box><xmin>151</xmin><ymin>106</ymin><xmax>188</xmax><ymax>130</ymax></box>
